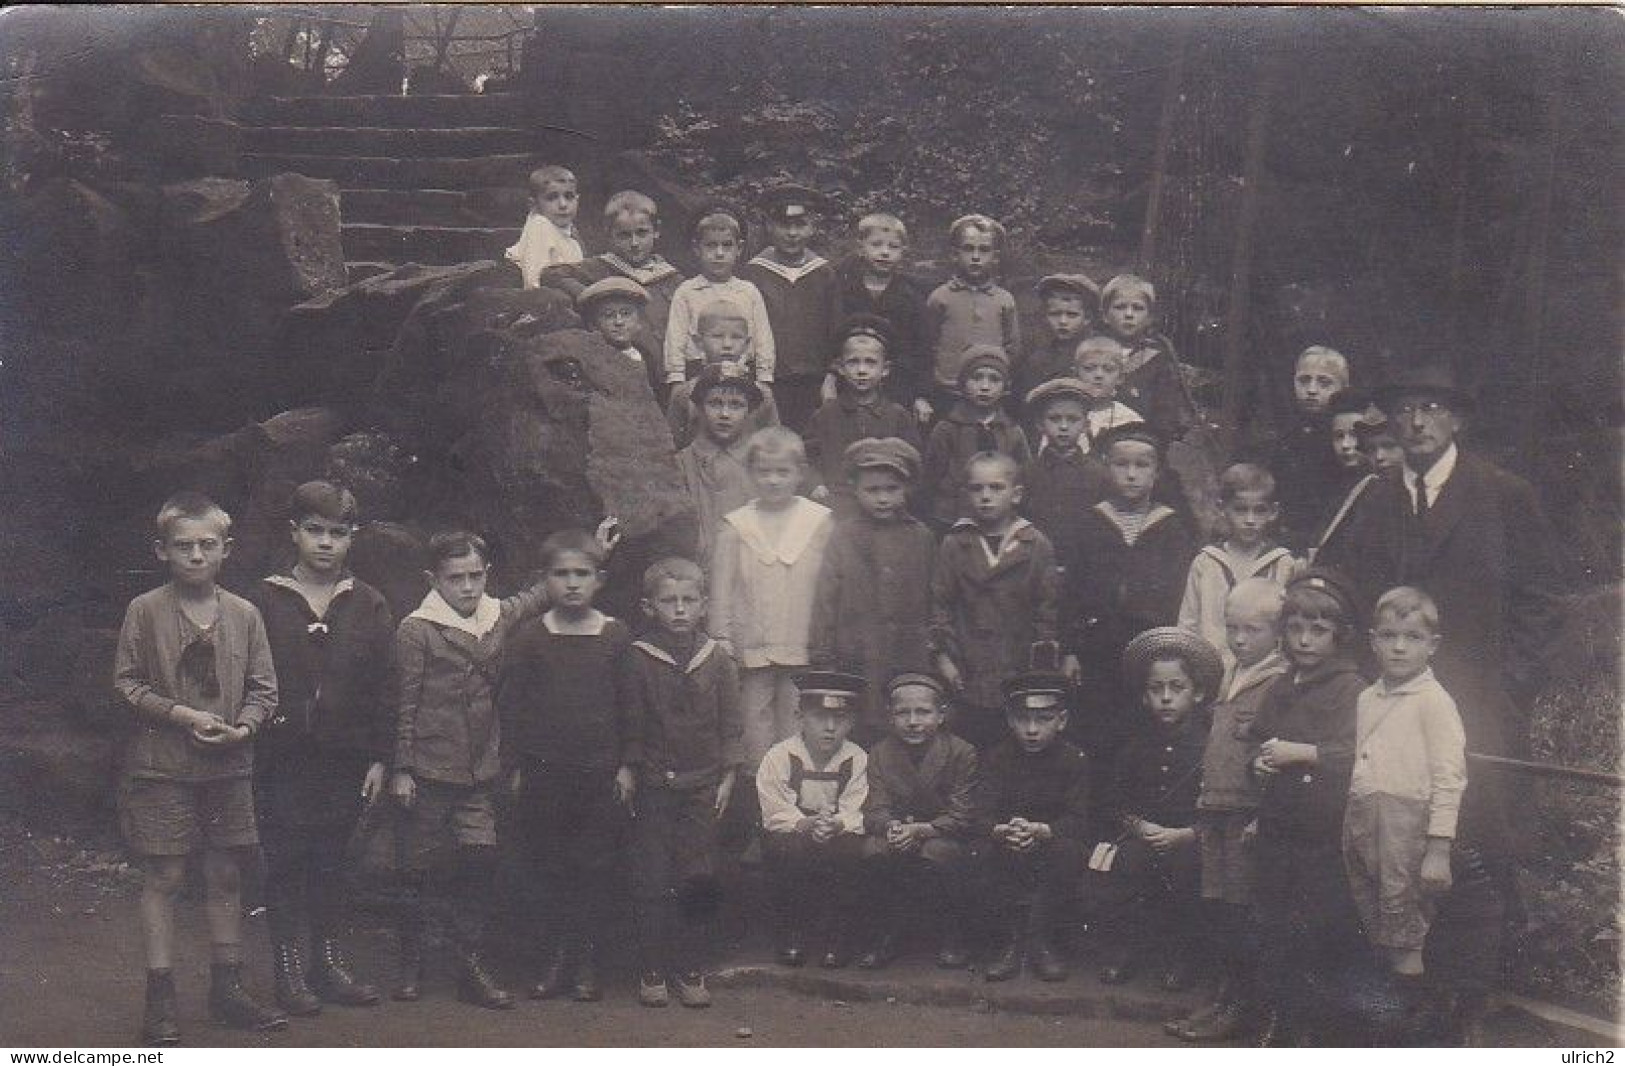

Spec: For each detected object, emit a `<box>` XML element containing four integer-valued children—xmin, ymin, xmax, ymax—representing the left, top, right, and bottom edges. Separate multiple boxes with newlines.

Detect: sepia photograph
<box><xmin>0</xmin><ymin>2</ymin><xmax>1618</xmax><ymax>1050</ymax></box>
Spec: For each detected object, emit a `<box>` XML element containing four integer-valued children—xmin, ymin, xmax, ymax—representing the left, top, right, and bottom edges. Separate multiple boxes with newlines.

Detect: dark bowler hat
<box><xmin>832</xmin><ymin>313</ymin><xmax>894</xmax><ymax>355</ymax></box>
<box><xmin>794</xmin><ymin>669</ymin><xmax>867</xmax><ymax>713</ymax></box>
<box><xmin>1001</xmin><ymin>671</ymin><xmax>1072</xmax><ymax>713</ymax></box>
<box><xmin>576</xmin><ymin>277</ymin><xmax>649</xmax><ymax>317</ymax></box>
<box><xmin>690</xmin><ymin>361</ymin><xmax>764</xmax><ymax>408</ymax></box>
<box><xmin>1373</xmin><ymin>363</ymin><xmax>1474</xmax><ymax>415</ymax></box>
<box><xmin>759</xmin><ymin>183</ymin><xmax>829</xmax><ymax>221</ymax></box>
<box><xmin>843</xmin><ymin>437</ymin><xmax>922</xmax><ymax>482</ymax></box>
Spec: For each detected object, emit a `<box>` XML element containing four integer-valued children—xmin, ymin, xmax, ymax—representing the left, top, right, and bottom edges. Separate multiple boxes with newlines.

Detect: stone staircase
<box><xmin>239</xmin><ymin>92</ymin><xmax>586</xmax><ymax>277</ymax></box>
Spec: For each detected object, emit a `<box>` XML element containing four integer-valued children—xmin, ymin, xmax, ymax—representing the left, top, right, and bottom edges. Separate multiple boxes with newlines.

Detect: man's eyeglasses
<box><xmin>1390</xmin><ymin>399</ymin><xmax>1449</xmax><ymax>418</ymax></box>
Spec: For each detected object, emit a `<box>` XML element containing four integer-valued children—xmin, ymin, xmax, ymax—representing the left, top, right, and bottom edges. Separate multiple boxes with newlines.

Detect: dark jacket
<box><xmin>250</xmin><ymin>574</ymin><xmax>396</xmax><ymax>764</ymax></box>
<box><xmin>1023</xmin><ymin>445</ymin><xmax>1110</xmax><ymax>569</ymax></box>
<box><xmin>929</xmin><ymin>519</ymin><xmax>1060</xmax><ymax>710</ymax></box>
<box><xmin>1062</xmin><ymin>502</ymin><xmax>1197</xmax><ymax>667</ymax></box>
<box><xmin>976</xmin><ymin>738</ymin><xmax>1092</xmax><ymax>842</ymax></box>
<box><xmin>809</xmin><ymin>512</ymin><xmax>936</xmax><ymax>733</ymax></box>
<box><xmin>1257</xmin><ymin>410</ymin><xmax>1347</xmax><ymax>551</ymax></box>
<box><xmin>620</xmin><ymin>634</ymin><xmax>743</xmax><ymax>789</ymax></box>
<box><xmin>1321</xmin><ymin>449</ymin><xmax>1567</xmax><ymax>854</ymax></box>
<box><xmin>923</xmin><ymin>402</ymin><xmax>1032</xmax><ymax>526</ymax></box>
<box><xmin>500</xmin><ymin>613</ymin><xmax>634</xmax><ymax>771</ymax></box>
<box><xmin>1109</xmin><ymin>712</ymin><xmax>1207</xmax><ymax>832</ymax></box>
<box><xmin>1119</xmin><ymin>334</ymin><xmax>1196</xmax><ymax>442</ymax></box>
<box><xmin>836</xmin><ymin>257</ymin><xmax>928</xmax><ymax>405</ymax></box>
<box><xmin>863</xmin><ymin>732</ymin><xmax>980</xmax><ymax>839</ymax></box>
<box><xmin>739</xmin><ymin>254</ymin><xmax>842</xmax><ymax>379</ymax></box>
<box><xmin>1244</xmin><ymin>658</ymin><xmax>1366</xmax><ymax>840</ymax></box>
<box><xmin>803</xmin><ymin>391</ymin><xmax>922</xmax><ymax>502</ymax></box>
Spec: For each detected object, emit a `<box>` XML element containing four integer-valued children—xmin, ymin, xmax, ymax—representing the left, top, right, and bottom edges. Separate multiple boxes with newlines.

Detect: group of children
<box><xmin>111</xmin><ymin>169</ymin><xmax>1473</xmax><ymax>1046</ymax></box>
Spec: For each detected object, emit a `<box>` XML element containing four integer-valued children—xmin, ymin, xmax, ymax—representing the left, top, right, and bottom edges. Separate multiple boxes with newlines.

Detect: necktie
<box><xmin>1413</xmin><ymin>476</ymin><xmax>1429</xmax><ymax>525</ymax></box>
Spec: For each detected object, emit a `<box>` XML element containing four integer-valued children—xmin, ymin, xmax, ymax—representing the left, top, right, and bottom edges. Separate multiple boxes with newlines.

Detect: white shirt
<box><xmin>1350</xmin><ymin>668</ymin><xmax>1467</xmax><ymax>838</ymax></box>
<box><xmin>505</xmin><ymin>212</ymin><xmax>582</xmax><ymax>289</ymax></box>
<box><xmin>1401</xmin><ymin>442</ymin><xmax>1458</xmax><ymax>513</ymax></box>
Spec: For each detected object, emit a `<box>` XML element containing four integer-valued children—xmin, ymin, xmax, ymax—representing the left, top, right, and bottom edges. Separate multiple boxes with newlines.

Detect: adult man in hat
<box><xmin>1320</xmin><ymin>362</ymin><xmax>1567</xmax><ymax>1040</ymax></box>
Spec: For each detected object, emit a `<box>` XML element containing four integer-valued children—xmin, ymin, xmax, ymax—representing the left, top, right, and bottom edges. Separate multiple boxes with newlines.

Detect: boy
<box><xmin>1095</xmin><ymin>628</ymin><xmax>1223</xmax><ymax>992</ymax></box>
<box><xmin>621</xmin><ymin>557</ymin><xmax>743</xmax><ymax>1008</ymax></box>
<box><xmin>922</xmin><ymin>346</ymin><xmax>1031</xmax><ymax>529</ymax></box>
<box><xmin>1062</xmin><ymin>424</ymin><xmax>1197</xmax><ymax>758</ymax></box>
<box><xmin>1344</xmin><ymin>587</ymin><xmax>1465</xmax><ymax>1029</ymax></box>
<box><xmin>577</xmin><ymin>277</ymin><xmax>664</xmax><ymax>400</ymax></box>
<box><xmin>858</xmin><ymin>673</ymin><xmax>979</xmax><ymax>970</ymax></box>
<box><xmin>501</xmin><ymin>531</ymin><xmax>634</xmax><ymax>1003</ymax></box>
<box><xmin>1098</xmin><ymin>274</ymin><xmax>1198</xmax><ymax>443</ymax></box>
<box><xmin>676</xmin><ymin>361</ymin><xmax>767</xmax><ymax>563</ymax></box>
<box><xmin>546</xmin><ymin>190</ymin><xmax>683</xmax><ymax>357</ymax></box>
<box><xmin>1015</xmin><ymin>274</ymin><xmax>1098</xmax><ymax>403</ymax></box>
<box><xmin>809</xmin><ymin>437</ymin><xmax>936</xmax><ymax>743</ymax></box>
<box><xmin>976</xmin><ymin>672</ymin><xmax>1092</xmax><ymax>982</ymax></box>
<box><xmin>666</xmin><ymin>296</ymin><xmax>783</xmax><ymax>450</ymax></box>
<box><xmin>1328</xmin><ymin>388</ymin><xmax>1375</xmax><ymax>475</ymax></box>
<box><xmin>709</xmin><ymin>427</ymin><xmax>834</xmax><ymax>775</ymax></box>
<box><xmin>1167</xmin><ymin>579</ymin><xmax>1289</xmax><ymax>1042</ymax></box>
<box><xmin>507</xmin><ymin>164</ymin><xmax>582</xmax><ymax>289</ymax></box>
<box><xmin>1177</xmin><ymin>463</ymin><xmax>1298</xmax><ymax>668</ymax></box>
<box><xmin>803</xmin><ymin>315</ymin><xmax>921</xmax><ymax>515</ymax></box>
<box><xmin>1355</xmin><ymin>411</ymin><xmax>1405</xmax><ymax>473</ymax></box>
<box><xmin>757</xmin><ymin>670</ymin><xmax>870</xmax><ymax>968</ymax></box>
<box><xmin>114</xmin><ymin>492</ymin><xmax>284</xmax><ymax>1044</ymax></box>
<box><xmin>391</xmin><ymin>531</ymin><xmax>547</xmax><ymax>1010</ymax></box>
<box><xmin>739</xmin><ymin>184</ymin><xmax>842</xmax><ymax>430</ymax></box>
<box><xmin>250</xmin><ymin>482</ymin><xmax>391</xmax><ymax>1018</ymax></box>
<box><xmin>1072</xmin><ymin>335</ymin><xmax>1147</xmax><ymax>447</ymax></box>
<box><xmin>1022</xmin><ymin>377</ymin><xmax>1111</xmax><ymax>569</ymax></box>
<box><xmin>836</xmin><ymin>212</ymin><xmax>928</xmax><ymax>420</ymax></box>
<box><xmin>929</xmin><ymin>451</ymin><xmax>1060</xmax><ymax>750</ymax></box>
<box><xmin>923</xmin><ymin>215</ymin><xmax>1021</xmax><ymax>414</ymax></box>
<box><xmin>1267</xmin><ymin>345</ymin><xmax>1352</xmax><ymax>550</ymax></box>
<box><xmin>664</xmin><ymin>207</ymin><xmax>775</xmax><ymax>389</ymax></box>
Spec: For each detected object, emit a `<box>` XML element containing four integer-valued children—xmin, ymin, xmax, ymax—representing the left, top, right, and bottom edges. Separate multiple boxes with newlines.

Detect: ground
<box><xmin>0</xmin><ymin>812</ymin><xmax>1589</xmax><ymax>1048</ymax></box>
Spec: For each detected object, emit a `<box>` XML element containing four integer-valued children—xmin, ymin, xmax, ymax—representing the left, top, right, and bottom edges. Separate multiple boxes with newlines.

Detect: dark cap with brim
<box><xmin>794</xmin><ymin>669</ymin><xmax>867</xmax><ymax>713</ymax></box>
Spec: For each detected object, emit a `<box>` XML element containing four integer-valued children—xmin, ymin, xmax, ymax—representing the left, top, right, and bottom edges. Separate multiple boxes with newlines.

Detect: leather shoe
<box><xmin>1030</xmin><ymin>939</ymin><xmax>1069</xmax><ymax>982</ymax></box>
<box><xmin>529</xmin><ymin>946</ymin><xmax>569</xmax><ymax>1000</ymax></box>
<box><xmin>456</xmin><ymin>952</ymin><xmax>515</xmax><ymax>1010</ymax></box>
<box><xmin>983</xmin><ymin>939</ymin><xmax>1021</xmax><ymax>982</ymax></box>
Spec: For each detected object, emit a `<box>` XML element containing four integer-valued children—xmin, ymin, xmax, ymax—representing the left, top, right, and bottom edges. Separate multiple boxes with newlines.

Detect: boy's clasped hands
<box><xmin>882</xmin><ymin>818</ymin><xmax>934</xmax><ymax>854</ymax></box>
<box><xmin>992</xmin><ymin>816</ymin><xmax>1053</xmax><ymax>852</ymax></box>
<box><xmin>173</xmin><ymin>703</ymin><xmax>250</xmax><ymax>746</ymax></box>
<box><xmin>796</xmin><ymin>805</ymin><xmax>843</xmax><ymax>843</ymax></box>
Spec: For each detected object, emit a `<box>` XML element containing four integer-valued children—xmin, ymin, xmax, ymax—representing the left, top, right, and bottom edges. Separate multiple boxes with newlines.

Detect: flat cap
<box><xmin>843</xmin><ymin>436</ymin><xmax>922</xmax><ymax>482</ymax></box>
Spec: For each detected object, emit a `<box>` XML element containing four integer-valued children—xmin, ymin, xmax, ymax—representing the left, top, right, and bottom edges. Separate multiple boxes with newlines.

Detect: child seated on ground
<box><xmin>390</xmin><ymin>531</ymin><xmax>548</xmax><ymax>1011</ymax></box>
<box><xmin>1022</xmin><ymin>377</ymin><xmax>1111</xmax><ymax>570</ymax></box>
<box><xmin>1093</xmin><ymin>627</ymin><xmax>1223</xmax><ymax>992</ymax></box>
<box><xmin>923</xmin><ymin>215</ymin><xmax>1021</xmax><ymax>418</ymax></box>
<box><xmin>664</xmin><ymin>207</ymin><xmax>775</xmax><ymax>392</ymax></box>
<box><xmin>739</xmin><ymin>184</ymin><xmax>842</xmax><ymax>430</ymax></box>
<box><xmin>1165</xmin><ymin>578</ymin><xmax>1290</xmax><ymax>1043</ymax></box>
<box><xmin>929</xmin><ymin>451</ymin><xmax>1060</xmax><ymax>750</ymax></box>
<box><xmin>666</xmin><ymin>296</ymin><xmax>782</xmax><ymax>450</ymax></box>
<box><xmin>709</xmin><ymin>427</ymin><xmax>834</xmax><ymax>778</ymax></box>
<box><xmin>809</xmin><ymin>438</ymin><xmax>935</xmax><ymax>744</ymax></box>
<box><xmin>976</xmin><ymin>673</ymin><xmax>1093</xmax><ymax>983</ymax></box>
<box><xmin>804</xmin><ymin>316</ymin><xmax>921</xmax><ymax>517</ymax></box>
<box><xmin>676</xmin><ymin>363</ymin><xmax>767</xmax><ymax>564</ymax></box>
<box><xmin>923</xmin><ymin>346</ymin><xmax>1031</xmax><ymax>530</ymax></box>
<box><xmin>1178</xmin><ymin>463</ymin><xmax>1298</xmax><ymax>669</ymax></box>
<box><xmin>857</xmin><ymin>673</ymin><xmax>979</xmax><ymax>970</ymax></box>
<box><xmin>1344</xmin><ymin>586</ymin><xmax>1465</xmax><ymax>1036</ymax></box>
<box><xmin>1098</xmin><ymin>274</ymin><xmax>1197</xmax><ymax>443</ymax></box>
<box><xmin>546</xmin><ymin>191</ymin><xmax>683</xmax><ymax>367</ymax></box>
<box><xmin>501</xmin><ymin>530</ymin><xmax>634</xmax><ymax>1004</ymax></box>
<box><xmin>1015</xmin><ymin>274</ymin><xmax>1098</xmax><ymax>404</ymax></box>
<box><xmin>757</xmin><ymin>670</ymin><xmax>870</xmax><ymax>969</ymax></box>
<box><xmin>1062</xmin><ymin>423</ymin><xmax>1197</xmax><ymax>759</ymax></box>
<box><xmin>507</xmin><ymin>165</ymin><xmax>583</xmax><ymax>289</ymax></box>
<box><xmin>620</xmin><ymin>557</ymin><xmax>743</xmax><ymax>1010</ymax></box>
<box><xmin>1268</xmin><ymin>345</ymin><xmax>1352</xmax><ymax>550</ymax></box>
<box><xmin>837</xmin><ymin>212</ymin><xmax>929</xmax><ymax>422</ymax></box>
<box><xmin>250</xmin><ymin>481</ymin><xmax>391</xmax><ymax>1018</ymax></box>
<box><xmin>115</xmin><ymin>492</ymin><xmax>284</xmax><ymax>1045</ymax></box>
<box><xmin>1244</xmin><ymin>568</ymin><xmax>1369</xmax><ymax>1046</ymax></box>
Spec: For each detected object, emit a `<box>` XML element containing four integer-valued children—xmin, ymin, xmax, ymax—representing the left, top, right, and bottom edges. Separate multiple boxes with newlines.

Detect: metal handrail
<box><xmin>1467</xmin><ymin>752</ymin><xmax>1623</xmax><ymax>788</ymax></box>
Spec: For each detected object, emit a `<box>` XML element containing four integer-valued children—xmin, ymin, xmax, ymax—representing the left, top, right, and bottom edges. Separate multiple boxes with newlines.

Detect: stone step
<box><xmin>242</xmin><ymin>151</ymin><xmax>569</xmax><ymax>189</ymax></box>
<box><xmin>340</xmin><ymin>187</ymin><xmax>527</xmax><ymax>228</ymax></box>
<box><xmin>342</xmin><ymin>222</ymin><xmax>518</xmax><ymax>265</ymax></box>
<box><xmin>245</xmin><ymin>125</ymin><xmax>543</xmax><ymax>158</ymax></box>
<box><xmin>248</xmin><ymin>92</ymin><xmax>531</xmax><ymax>129</ymax></box>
